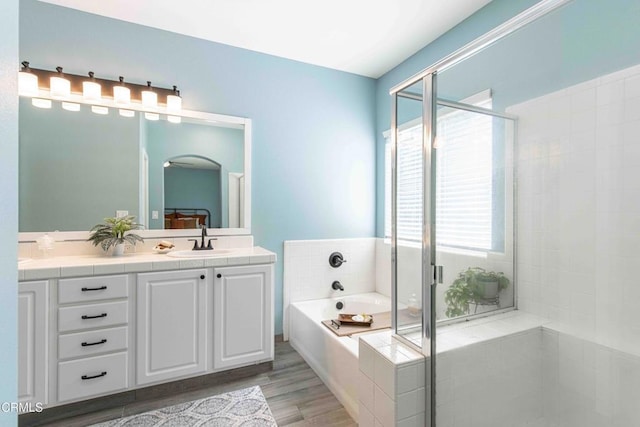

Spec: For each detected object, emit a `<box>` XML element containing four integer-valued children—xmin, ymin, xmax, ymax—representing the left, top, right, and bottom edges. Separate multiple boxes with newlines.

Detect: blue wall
<box><xmin>0</xmin><ymin>0</ymin><xmax>19</xmax><ymax>423</ymax></box>
<box><xmin>375</xmin><ymin>0</ymin><xmax>640</xmax><ymax>236</ymax></box>
<box><xmin>19</xmin><ymin>0</ymin><xmax>377</xmax><ymax>335</ymax></box>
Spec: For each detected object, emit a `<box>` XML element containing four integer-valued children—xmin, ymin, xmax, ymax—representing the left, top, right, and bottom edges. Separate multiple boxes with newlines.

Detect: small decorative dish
<box><xmin>152</xmin><ymin>246</ymin><xmax>174</xmax><ymax>254</ymax></box>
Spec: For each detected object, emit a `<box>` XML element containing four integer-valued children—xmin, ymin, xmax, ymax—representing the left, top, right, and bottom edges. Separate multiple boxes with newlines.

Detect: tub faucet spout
<box><xmin>332</xmin><ymin>281</ymin><xmax>344</xmax><ymax>291</ymax></box>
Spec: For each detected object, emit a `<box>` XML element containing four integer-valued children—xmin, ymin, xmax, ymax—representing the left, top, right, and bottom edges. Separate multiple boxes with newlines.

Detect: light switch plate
<box><xmin>152</xmin><ymin>211</ymin><xmax>159</xmax><ymax>219</ymax></box>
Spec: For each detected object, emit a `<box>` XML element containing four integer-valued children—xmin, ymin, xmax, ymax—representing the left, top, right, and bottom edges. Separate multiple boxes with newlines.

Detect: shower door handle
<box><xmin>433</xmin><ymin>265</ymin><xmax>443</xmax><ymax>285</ymax></box>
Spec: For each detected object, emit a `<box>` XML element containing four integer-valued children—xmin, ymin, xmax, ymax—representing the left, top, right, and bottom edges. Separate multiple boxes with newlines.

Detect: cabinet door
<box><xmin>19</xmin><ymin>281</ymin><xmax>48</xmax><ymax>406</ymax></box>
<box><xmin>213</xmin><ymin>264</ymin><xmax>273</xmax><ymax>370</ymax></box>
<box><xmin>136</xmin><ymin>269</ymin><xmax>209</xmax><ymax>385</ymax></box>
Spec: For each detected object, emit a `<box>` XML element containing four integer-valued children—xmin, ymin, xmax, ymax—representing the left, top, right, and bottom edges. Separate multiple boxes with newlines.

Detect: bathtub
<box><xmin>288</xmin><ymin>292</ymin><xmax>392</xmax><ymax>420</ymax></box>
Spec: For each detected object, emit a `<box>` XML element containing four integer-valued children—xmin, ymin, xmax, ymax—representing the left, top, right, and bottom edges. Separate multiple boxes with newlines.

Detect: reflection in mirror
<box><xmin>145</xmin><ymin>119</ymin><xmax>244</xmax><ymax>230</ymax></box>
<box><xmin>163</xmin><ymin>156</ymin><xmax>220</xmax><ymax>229</ymax></box>
<box><xmin>18</xmin><ymin>98</ymin><xmax>247</xmax><ymax>234</ymax></box>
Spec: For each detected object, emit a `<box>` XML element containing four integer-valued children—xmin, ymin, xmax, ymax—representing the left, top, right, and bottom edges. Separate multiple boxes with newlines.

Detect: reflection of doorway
<box><xmin>140</xmin><ymin>150</ymin><xmax>149</xmax><ymax>228</ymax></box>
<box><xmin>228</xmin><ymin>173</ymin><xmax>244</xmax><ymax>228</ymax></box>
<box><xmin>164</xmin><ymin>156</ymin><xmax>221</xmax><ymax>228</ymax></box>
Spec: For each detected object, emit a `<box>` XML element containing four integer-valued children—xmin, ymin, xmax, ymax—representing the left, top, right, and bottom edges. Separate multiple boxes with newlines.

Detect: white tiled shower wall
<box><xmin>436</xmin><ymin>329</ymin><xmax>543</xmax><ymax>427</ymax></box>
<box><xmin>511</xmin><ymin>62</ymin><xmax>640</xmax><ymax>426</ymax></box>
<box><xmin>511</xmin><ymin>63</ymin><xmax>640</xmax><ymax>356</ymax></box>
<box><xmin>542</xmin><ymin>328</ymin><xmax>640</xmax><ymax>427</ymax></box>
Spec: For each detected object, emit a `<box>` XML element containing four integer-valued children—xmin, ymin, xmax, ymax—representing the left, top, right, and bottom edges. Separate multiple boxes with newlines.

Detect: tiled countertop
<box><xmin>18</xmin><ymin>246</ymin><xmax>277</xmax><ymax>281</ymax></box>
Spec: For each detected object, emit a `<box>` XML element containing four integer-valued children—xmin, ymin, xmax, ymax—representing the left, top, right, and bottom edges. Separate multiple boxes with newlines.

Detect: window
<box><xmin>385</xmin><ymin>95</ymin><xmax>495</xmax><ymax>251</ymax></box>
<box><xmin>385</xmin><ymin>125</ymin><xmax>423</xmax><ymax>244</ymax></box>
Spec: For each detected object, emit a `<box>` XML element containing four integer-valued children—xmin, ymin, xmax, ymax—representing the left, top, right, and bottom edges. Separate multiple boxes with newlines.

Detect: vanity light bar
<box><xmin>19</xmin><ymin>62</ymin><xmax>39</xmax><ymax>97</ymax></box>
<box><xmin>18</xmin><ymin>62</ymin><xmax>182</xmax><ymax>111</ymax></box>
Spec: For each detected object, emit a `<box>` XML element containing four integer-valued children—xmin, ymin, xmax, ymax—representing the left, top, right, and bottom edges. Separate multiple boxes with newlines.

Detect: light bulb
<box><xmin>62</xmin><ymin>102</ymin><xmax>80</xmax><ymax>112</ymax></box>
<box><xmin>119</xmin><ymin>109</ymin><xmax>135</xmax><ymax>118</ymax></box>
<box><xmin>113</xmin><ymin>76</ymin><xmax>130</xmax><ymax>105</ymax></box>
<box><xmin>167</xmin><ymin>115</ymin><xmax>181</xmax><ymax>124</ymax></box>
<box><xmin>167</xmin><ymin>86</ymin><xmax>182</xmax><ymax>113</ymax></box>
<box><xmin>18</xmin><ymin>62</ymin><xmax>39</xmax><ymax>97</ymax></box>
<box><xmin>145</xmin><ymin>112</ymin><xmax>159</xmax><ymax>121</ymax></box>
<box><xmin>50</xmin><ymin>66</ymin><xmax>70</xmax><ymax>99</ymax></box>
<box><xmin>32</xmin><ymin>98</ymin><xmax>51</xmax><ymax>109</ymax></box>
<box><xmin>91</xmin><ymin>105</ymin><xmax>109</xmax><ymax>115</ymax></box>
<box><xmin>141</xmin><ymin>81</ymin><xmax>157</xmax><ymax>108</ymax></box>
<box><xmin>83</xmin><ymin>71</ymin><xmax>101</xmax><ymax>101</ymax></box>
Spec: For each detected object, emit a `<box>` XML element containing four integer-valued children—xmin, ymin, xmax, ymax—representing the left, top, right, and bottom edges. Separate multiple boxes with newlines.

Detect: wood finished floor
<box><xmin>20</xmin><ymin>338</ymin><xmax>356</xmax><ymax>427</ymax></box>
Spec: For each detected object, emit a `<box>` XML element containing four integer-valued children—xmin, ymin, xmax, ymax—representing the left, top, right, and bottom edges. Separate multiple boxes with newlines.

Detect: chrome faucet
<box><xmin>188</xmin><ymin>225</ymin><xmax>217</xmax><ymax>250</ymax></box>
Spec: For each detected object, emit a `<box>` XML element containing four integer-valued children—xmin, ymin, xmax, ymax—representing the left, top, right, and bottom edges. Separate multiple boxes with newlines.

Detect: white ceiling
<box><xmin>39</xmin><ymin>0</ymin><xmax>492</xmax><ymax>78</ymax></box>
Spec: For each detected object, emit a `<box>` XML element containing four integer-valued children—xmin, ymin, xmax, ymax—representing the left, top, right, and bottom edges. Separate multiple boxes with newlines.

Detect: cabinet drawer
<box><xmin>59</xmin><ymin>275</ymin><xmax>128</xmax><ymax>304</ymax></box>
<box><xmin>59</xmin><ymin>326</ymin><xmax>128</xmax><ymax>360</ymax></box>
<box><xmin>58</xmin><ymin>352</ymin><xmax>127</xmax><ymax>402</ymax></box>
<box><xmin>58</xmin><ymin>301</ymin><xmax>128</xmax><ymax>333</ymax></box>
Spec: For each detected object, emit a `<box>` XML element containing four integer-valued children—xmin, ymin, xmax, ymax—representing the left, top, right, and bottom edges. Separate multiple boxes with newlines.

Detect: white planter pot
<box><xmin>112</xmin><ymin>243</ymin><xmax>125</xmax><ymax>256</ymax></box>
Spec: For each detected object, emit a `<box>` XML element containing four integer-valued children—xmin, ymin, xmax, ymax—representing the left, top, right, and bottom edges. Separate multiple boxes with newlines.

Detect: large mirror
<box><xmin>18</xmin><ymin>97</ymin><xmax>251</xmax><ymax>238</ymax></box>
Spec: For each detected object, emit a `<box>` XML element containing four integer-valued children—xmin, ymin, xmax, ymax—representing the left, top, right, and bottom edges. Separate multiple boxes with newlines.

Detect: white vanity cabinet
<box><xmin>136</xmin><ymin>269</ymin><xmax>210</xmax><ymax>385</ymax></box>
<box><xmin>18</xmin><ymin>247</ymin><xmax>276</xmax><ymax>410</ymax></box>
<box><xmin>18</xmin><ymin>280</ymin><xmax>48</xmax><ymax>407</ymax></box>
<box><xmin>213</xmin><ymin>264</ymin><xmax>274</xmax><ymax>370</ymax></box>
<box><xmin>56</xmin><ymin>275</ymin><xmax>130</xmax><ymax>403</ymax></box>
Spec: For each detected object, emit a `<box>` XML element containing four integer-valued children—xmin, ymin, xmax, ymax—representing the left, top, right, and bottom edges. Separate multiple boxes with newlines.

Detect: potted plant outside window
<box><xmin>88</xmin><ymin>215</ymin><xmax>144</xmax><ymax>256</ymax></box>
<box><xmin>443</xmin><ymin>267</ymin><xmax>510</xmax><ymax>318</ymax></box>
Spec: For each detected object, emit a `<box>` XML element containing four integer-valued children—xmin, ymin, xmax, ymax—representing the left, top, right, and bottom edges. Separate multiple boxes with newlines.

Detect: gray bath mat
<box><xmin>91</xmin><ymin>386</ymin><xmax>277</xmax><ymax>427</ymax></box>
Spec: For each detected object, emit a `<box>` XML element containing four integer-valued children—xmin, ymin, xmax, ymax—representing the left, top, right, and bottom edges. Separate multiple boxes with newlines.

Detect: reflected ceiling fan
<box><xmin>163</xmin><ymin>160</ymin><xmax>194</xmax><ymax>168</ymax></box>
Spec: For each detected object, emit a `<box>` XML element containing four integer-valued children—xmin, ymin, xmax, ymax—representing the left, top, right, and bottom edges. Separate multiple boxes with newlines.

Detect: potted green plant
<box><xmin>443</xmin><ymin>267</ymin><xmax>510</xmax><ymax>318</ymax></box>
<box><xmin>88</xmin><ymin>215</ymin><xmax>144</xmax><ymax>256</ymax></box>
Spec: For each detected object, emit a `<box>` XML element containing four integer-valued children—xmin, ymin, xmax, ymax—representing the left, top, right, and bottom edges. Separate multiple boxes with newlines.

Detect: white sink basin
<box><xmin>166</xmin><ymin>249</ymin><xmax>236</xmax><ymax>258</ymax></box>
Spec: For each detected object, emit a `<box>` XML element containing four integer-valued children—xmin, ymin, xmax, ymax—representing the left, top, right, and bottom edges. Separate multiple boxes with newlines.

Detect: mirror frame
<box><xmin>18</xmin><ymin>98</ymin><xmax>252</xmax><ymax>242</ymax></box>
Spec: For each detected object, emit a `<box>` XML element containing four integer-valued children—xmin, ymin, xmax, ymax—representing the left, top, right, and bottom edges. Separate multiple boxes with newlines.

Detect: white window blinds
<box><xmin>385</xmin><ymin>125</ymin><xmax>423</xmax><ymax>243</ymax></box>
<box><xmin>385</xmin><ymin>96</ymin><xmax>493</xmax><ymax>251</ymax></box>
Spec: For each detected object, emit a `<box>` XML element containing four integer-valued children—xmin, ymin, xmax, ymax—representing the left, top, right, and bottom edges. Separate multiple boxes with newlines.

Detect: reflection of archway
<box><xmin>163</xmin><ymin>155</ymin><xmax>222</xmax><ymax>229</ymax></box>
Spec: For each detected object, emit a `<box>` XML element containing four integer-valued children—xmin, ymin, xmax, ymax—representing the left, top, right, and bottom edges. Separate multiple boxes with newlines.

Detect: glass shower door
<box><xmin>432</xmin><ymin>98</ymin><xmax>516</xmax><ymax>426</ymax></box>
<box><xmin>393</xmin><ymin>79</ymin><xmax>426</xmax><ymax>346</ymax></box>
<box><xmin>392</xmin><ymin>74</ymin><xmax>437</xmax><ymax>426</ymax></box>
<box><xmin>434</xmin><ymin>99</ymin><xmax>516</xmax><ymax>323</ymax></box>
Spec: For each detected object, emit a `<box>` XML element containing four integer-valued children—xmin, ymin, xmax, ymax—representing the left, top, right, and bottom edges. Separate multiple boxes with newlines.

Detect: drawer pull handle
<box><xmin>81</xmin><ymin>339</ymin><xmax>107</xmax><ymax>347</ymax></box>
<box><xmin>81</xmin><ymin>313</ymin><xmax>108</xmax><ymax>320</ymax></box>
<box><xmin>81</xmin><ymin>286</ymin><xmax>107</xmax><ymax>292</ymax></box>
<box><xmin>81</xmin><ymin>371</ymin><xmax>107</xmax><ymax>380</ymax></box>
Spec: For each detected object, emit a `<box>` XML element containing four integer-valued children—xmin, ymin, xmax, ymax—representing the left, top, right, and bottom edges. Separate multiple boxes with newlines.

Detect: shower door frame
<box><xmin>389</xmin><ymin>1</ymin><xmax>573</xmax><ymax>426</ymax></box>
<box><xmin>390</xmin><ymin>71</ymin><xmax>438</xmax><ymax>427</ymax></box>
